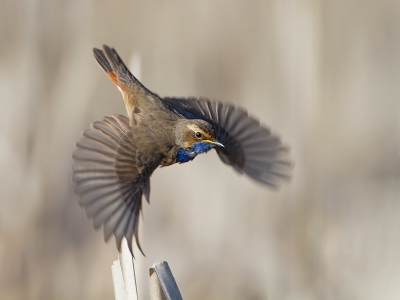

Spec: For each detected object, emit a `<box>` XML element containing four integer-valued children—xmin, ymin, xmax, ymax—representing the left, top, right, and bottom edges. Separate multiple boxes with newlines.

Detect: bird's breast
<box><xmin>176</xmin><ymin>148</ymin><xmax>197</xmax><ymax>164</ymax></box>
<box><xmin>175</xmin><ymin>142</ymin><xmax>213</xmax><ymax>164</ymax></box>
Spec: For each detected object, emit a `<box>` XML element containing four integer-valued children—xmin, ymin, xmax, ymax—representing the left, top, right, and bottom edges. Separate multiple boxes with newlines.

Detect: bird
<box><xmin>72</xmin><ymin>45</ymin><xmax>292</xmax><ymax>255</ymax></box>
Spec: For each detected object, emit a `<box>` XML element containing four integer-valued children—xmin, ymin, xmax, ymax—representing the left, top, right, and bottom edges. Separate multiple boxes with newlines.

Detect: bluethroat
<box><xmin>72</xmin><ymin>45</ymin><xmax>292</xmax><ymax>254</ymax></box>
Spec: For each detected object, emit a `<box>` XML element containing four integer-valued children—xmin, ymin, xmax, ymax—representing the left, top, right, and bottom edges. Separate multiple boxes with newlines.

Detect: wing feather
<box><xmin>72</xmin><ymin>114</ymin><xmax>160</xmax><ymax>255</ymax></box>
<box><xmin>163</xmin><ymin>97</ymin><xmax>292</xmax><ymax>187</ymax></box>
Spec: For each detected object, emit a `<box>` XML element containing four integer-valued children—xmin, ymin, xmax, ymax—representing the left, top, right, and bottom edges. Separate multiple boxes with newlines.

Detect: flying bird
<box><xmin>72</xmin><ymin>45</ymin><xmax>292</xmax><ymax>254</ymax></box>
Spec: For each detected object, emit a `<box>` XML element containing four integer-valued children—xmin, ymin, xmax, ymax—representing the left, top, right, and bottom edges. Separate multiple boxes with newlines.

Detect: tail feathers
<box><xmin>93</xmin><ymin>48</ymin><xmax>113</xmax><ymax>73</ymax></box>
<box><xmin>93</xmin><ymin>45</ymin><xmax>134</xmax><ymax>91</ymax></box>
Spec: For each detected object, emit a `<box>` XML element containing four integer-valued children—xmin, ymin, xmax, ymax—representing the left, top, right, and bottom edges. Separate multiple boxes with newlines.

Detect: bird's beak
<box><xmin>204</xmin><ymin>140</ymin><xmax>224</xmax><ymax>148</ymax></box>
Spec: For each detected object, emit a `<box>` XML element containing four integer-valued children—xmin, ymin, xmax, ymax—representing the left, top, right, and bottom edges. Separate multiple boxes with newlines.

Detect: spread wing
<box><xmin>163</xmin><ymin>97</ymin><xmax>292</xmax><ymax>187</ymax></box>
<box><xmin>72</xmin><ymin>115</ymin><xmax>162</xmax><ymax>254</ymax></box>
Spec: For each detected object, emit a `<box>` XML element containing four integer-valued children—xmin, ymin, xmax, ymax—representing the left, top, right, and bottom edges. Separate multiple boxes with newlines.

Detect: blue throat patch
<box><xmin>176</xmin><ymin>142</ymin><xmax>213</xmax><ymax>164</ymax></box>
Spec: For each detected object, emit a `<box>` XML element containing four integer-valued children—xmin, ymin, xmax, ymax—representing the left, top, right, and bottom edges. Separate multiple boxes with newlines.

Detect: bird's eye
<box><xmin>195</xmin><ymin>132</ymin><xmax>202</xmax><ymax>138</ymax></box>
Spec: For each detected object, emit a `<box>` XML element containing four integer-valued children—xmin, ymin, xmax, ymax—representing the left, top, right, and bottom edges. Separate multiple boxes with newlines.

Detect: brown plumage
<box><xmin>72</xmin><ymin>45</ymin><xmax>292</xmax><ymax>254</ymax></box>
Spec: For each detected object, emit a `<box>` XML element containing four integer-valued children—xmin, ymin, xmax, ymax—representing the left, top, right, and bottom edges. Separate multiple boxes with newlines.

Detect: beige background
<box><xmin>1</xmin><ymin>1</ymin><xmax>400</xmax><ymax>299</ymax></box>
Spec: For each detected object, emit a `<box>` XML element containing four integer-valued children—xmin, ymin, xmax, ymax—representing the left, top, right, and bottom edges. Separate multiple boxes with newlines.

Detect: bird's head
<box><xmin>176</xmin><ymin>119</ymin><xmax>223</xmax><ymax>148</ymax></box>
<box><xmin>175</xmin><ymin>119</ymin><xmax>224</xmax><ymax>163</ymax></box>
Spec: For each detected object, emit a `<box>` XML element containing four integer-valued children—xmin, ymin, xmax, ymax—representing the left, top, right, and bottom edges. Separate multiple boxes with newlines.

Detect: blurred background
<box><xmin>1</xmin><ymin>0</ymin><xmax>400</xmax><ymax>299</ymax></box>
